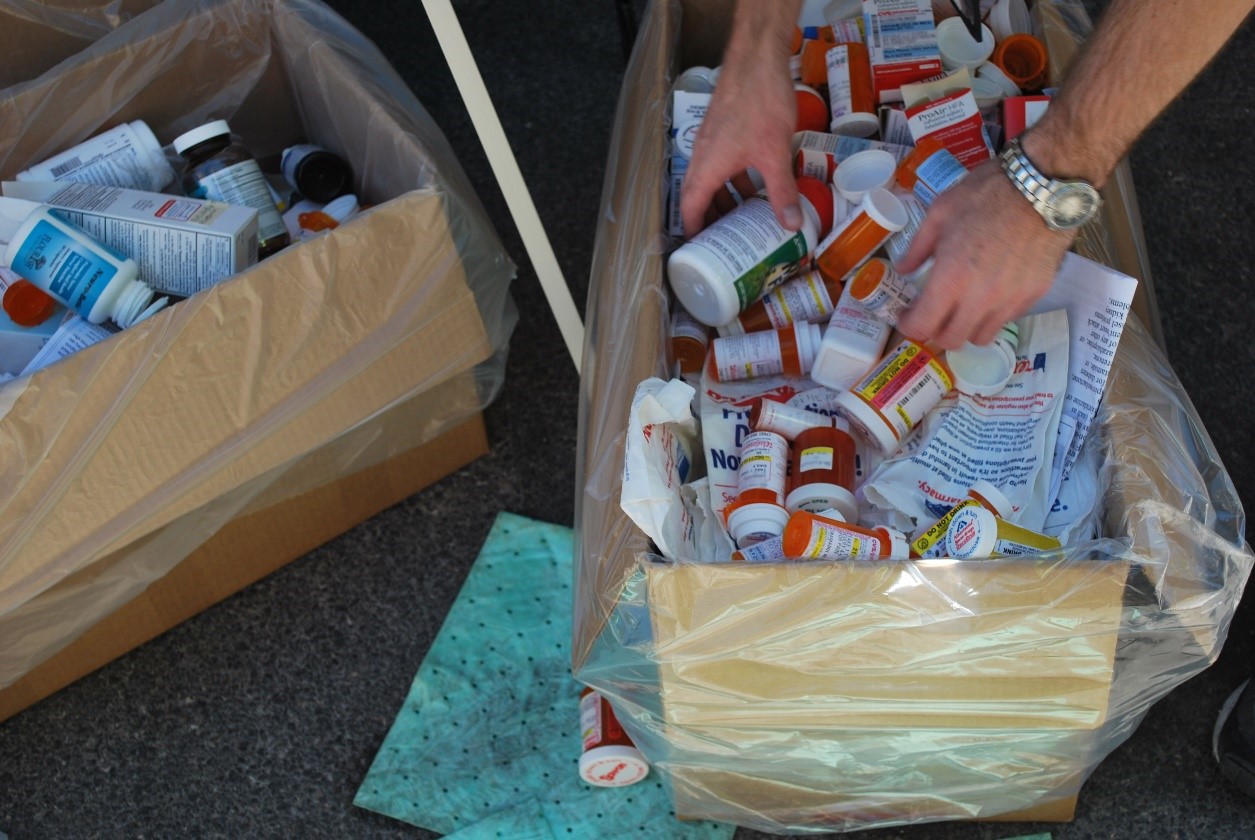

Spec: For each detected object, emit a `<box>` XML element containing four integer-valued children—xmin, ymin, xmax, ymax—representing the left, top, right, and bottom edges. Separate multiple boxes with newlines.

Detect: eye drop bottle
<box><xmin>0</xmin><ymin>197</ymin><xmax>165</xmax><ymax>328</ymax></box>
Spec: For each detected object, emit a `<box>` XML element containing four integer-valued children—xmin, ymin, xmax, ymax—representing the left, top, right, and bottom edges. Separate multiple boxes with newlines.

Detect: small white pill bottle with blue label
<box><xmin>0</xmin><ymin>196</ymin><xmax>165</xmax><ymax>328</ymax></box>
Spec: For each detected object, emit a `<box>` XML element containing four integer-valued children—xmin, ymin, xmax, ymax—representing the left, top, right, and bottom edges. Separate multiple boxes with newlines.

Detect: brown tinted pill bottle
<box><xmin>173</xmin><ymin>120</ymin><xmax>291</xmax><ymax>259</ymax></box>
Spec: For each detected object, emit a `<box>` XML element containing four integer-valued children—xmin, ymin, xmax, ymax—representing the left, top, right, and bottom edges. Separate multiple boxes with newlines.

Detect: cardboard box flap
<box><xmin>648</xmin><ymin>558</ymin><xmax>1128</xmax><ymax>730</ymax></box>
<box><xmin>0</xmin><ymin>191</ymin><xmax>492</xmax><ymax>613</ymax></box>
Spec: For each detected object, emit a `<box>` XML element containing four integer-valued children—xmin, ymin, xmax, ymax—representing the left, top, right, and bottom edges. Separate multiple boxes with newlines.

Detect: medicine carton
<box><xmin>861</xmin><ymin>0</ymin><xmax>943</xmax><ymax>103</ymax></box>
<box><xmin>3</xmin><ymin>180</ymin><xmax>259</xmax><ymax>297</ymax></box>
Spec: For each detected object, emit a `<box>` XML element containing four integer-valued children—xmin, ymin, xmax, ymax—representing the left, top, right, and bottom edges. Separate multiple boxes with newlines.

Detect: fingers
<box><xmin>680</xmin><ymin>156</ymin><xmax>731</xmax><ymax>236</ymax></box>
<box><xmin>759</xmin><ymin>150</ymin><xmax>801</xmax><ymax>230</ymax></box>
<box><xmin>895</xmin><ymin>198</ymin><xmax>942</xmax><ymax>274</ymax></box>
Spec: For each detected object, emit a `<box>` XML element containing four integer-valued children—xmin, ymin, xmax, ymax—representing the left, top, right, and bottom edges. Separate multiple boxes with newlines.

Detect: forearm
<box><xmin>724</xmin><ymin>0</ymin><xmax>801</xmax><ymax>71</ymax></box>
<box><xmin>1025</xmin><ymin>0</ymin><xmax>1254</xmax><ymax>186</ymax></box>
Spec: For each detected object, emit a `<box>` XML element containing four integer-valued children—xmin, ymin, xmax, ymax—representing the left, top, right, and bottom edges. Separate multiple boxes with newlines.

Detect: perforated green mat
<box><xmin>354</xmin><ymin>512</ymin><xmax>732</xmax><ymax>840</ymax></box>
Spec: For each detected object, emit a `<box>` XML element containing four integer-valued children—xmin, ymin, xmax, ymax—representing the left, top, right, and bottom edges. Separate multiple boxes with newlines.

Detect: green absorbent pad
<box><xmin>354</xmin><ymin>512</ymin><xmax>732</xmax><ymax>840</ymax></box>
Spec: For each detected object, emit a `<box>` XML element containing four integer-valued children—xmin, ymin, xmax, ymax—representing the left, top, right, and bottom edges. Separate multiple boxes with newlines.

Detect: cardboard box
<box><xmin>0</xmin><ymin>0</ymin><xmax>516</xmax><ymax>709</ymax></box>
<box><xmin>573</xmin><ymin>0</ymin><xmax>1248</xmax><ymax>832</ymax></box>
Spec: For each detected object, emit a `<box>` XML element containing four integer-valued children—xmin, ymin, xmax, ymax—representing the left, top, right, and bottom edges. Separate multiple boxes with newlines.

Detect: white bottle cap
<box><xmin>727</xmin><ymin>502</ymin><xmax>790</xmax><ymax>547</ymax></box>
<box><xmin>321</xmin><ymin>193</ymin><xmax>360</xmax><ymax>223</ymax></box>
<box><xmin>833</xmin><ymin>150</ymin><xmax>897</xmax><ymax>204</ymax></box>
<box><xmin>946</xmin><ymin>322</ymin><xmax>1018</xmax><ymax>396</ymax></box>
<box><xmin>830</xmin><ymin>111</ymin><xmax>880</xmax><ymax>139</ymax></box>
<box><xmin>944</xmin><ymin>505</ymin><xmax>998</xmax><ymax>559</ymax></box>
<box><xmin>580</xmin><ymin>745</ymin><xmax>650</xmax><ymax>787</ymax></box>
<box><xmin>667</xmin><ymin>248</ymin><xmax>742</xmax><ymax>328</ymax></box>
<box><xmin>786</xmin><ymin>483</ymin><xmax>858</xmax><ymax>523</ymax></box>
<box><xmin>967</xmin><ymin>479</ymin><xmax>1013</xmax><ymax>519</ymax></box>
<box><xmin>989</xmin><ymin>0</ymin><xmax>1032</xmax><ymax>43</ymax></box>
<box><xmin>977</xmin><ymin>62</ymin><xmax>1022</xmax><ymax>98</ymax></box>
<box><xmin>936</xmin><ymin>18</ymin><xmax>996</xmax><ymax>72</ymax></box>
<box><xmin>674</xmin><ymin>65</ymin><xmax>716</xmax><ymax>94</ymax></box>
<box><xmin>794</xmin><ymin>321</ymin><xmax>823</xmax><ymax>375</ymax></box>
<box><xmin>969</xmin><ymin>77</ymin><xmax>1006</xmax><ymax>116</ymax></box>
<box><xmin>862</xmin><ymin>188</ymin><xmax>908</xmax><ymax>233</ymax></box>
<box><xmin>172</xmin><ymin>120</ymin><xmax>232</xmax><ymax>156</ymax></box>
<box><xmin>833</xmin><ymin>388</ymin><xmax>899</xmax><ymax>454</ymax></box>
<box><xmin>111</xmin><ymin>279</ymin><xmax>164</xmax><ymax>329</ymax></box>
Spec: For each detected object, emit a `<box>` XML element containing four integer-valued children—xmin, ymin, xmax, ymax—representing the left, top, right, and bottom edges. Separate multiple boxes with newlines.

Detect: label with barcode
<box><xmin>49</xmin><ymin>157</ymin><xmax>83</xmax><ymax>178</ymax></box>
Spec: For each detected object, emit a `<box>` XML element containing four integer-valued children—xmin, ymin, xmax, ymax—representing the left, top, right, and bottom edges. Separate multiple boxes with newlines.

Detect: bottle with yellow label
<box><xmin>944</xmin><ymin>505</ymin><xmax>1061</xmax><ymax>558</ymax></box>
<box><xmin>910</xmin><ymin>480</ymin><xmax>1014</xmax><ymax>558</ymax></box>
<box><xmin>834</xmin><ymin>338</ymin><xmax>954</xmax><ymax>453</ymax></box>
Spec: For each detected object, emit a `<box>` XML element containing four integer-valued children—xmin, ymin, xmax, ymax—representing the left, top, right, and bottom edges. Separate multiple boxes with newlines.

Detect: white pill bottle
<box><xmin>17</xmin><ymin>121</ymin><xmax>175</xmax><ymax>193</ymax></box>
<box><xmin>667</xmin><ymin>176</ymin><xmax>834</xmax><ymax>328</ymax></box>
<box><xmin>0</xmin><ymin>197</ymin><xmax>165</xmax><ymax>328</ymax></box>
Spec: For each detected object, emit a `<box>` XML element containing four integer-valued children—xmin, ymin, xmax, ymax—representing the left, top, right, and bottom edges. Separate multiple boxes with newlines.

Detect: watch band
<box><xmin>999</xmin><ymin>137</ymin><xmax>1102</xmax><ymax>231</ymax></box>
<box><xmin>1000</xmin><ymin>138</ymin><xmax>1056</xmax><ymax>214</ymax></box>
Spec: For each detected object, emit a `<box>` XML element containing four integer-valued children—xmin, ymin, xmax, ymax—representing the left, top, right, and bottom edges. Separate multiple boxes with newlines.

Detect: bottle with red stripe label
<box><xmin>579</xmin><ymin>687</ymin><xmax>649</xmax><ymax>787</ymax></box>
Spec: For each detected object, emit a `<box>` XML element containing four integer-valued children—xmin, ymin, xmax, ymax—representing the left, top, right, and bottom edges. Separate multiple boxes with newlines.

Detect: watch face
<box><xmin>1046</xmin><ymin>181</ymin><xmax>1102</xmax><ymax>230</ymax></box>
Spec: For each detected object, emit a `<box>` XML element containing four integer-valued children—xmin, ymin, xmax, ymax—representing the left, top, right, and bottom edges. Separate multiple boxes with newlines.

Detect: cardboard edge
<box><xmin>0</xmin><ymin>412</ymin><xmax>488</xmax><ymax>723</ymax></box>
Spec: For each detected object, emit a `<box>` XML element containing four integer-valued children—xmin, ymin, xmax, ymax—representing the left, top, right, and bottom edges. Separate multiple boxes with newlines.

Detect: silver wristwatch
<box><xmin>999</xmin><ymin>137</ymin><xmax>1102</xmax><ymax>231</ymax></box>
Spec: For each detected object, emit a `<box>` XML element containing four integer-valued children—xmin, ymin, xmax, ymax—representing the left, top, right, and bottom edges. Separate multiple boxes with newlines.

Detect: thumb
<box><xmin>896</xmin><ymin>201</ymin><xmax>941</xmax><ymax>273</ymax></box>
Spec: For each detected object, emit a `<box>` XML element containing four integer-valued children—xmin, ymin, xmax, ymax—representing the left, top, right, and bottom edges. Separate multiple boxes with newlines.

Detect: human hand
<box><xmin>895</xmin><ymin>159</ymin><xmax>1078</xmax><ymax>350</ymax></box>
<box><xmin>679</xmin><ymin>42</ymin><xmax>799</xmax><ymax>235</ymax></box>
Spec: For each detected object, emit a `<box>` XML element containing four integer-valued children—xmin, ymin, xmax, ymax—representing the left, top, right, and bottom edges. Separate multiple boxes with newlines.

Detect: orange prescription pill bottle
<box><xmin>800</xmin><ymin>29</ymin><xmax>838</xmax><ymax>87</ymax></box>
<box><xmin>896</xmin><ymin>136</ymin><xmax>967</xmax><ymax>207</ymax></box>
<box><xmin>910</xmin><ymin>479</ymin><xmax>1014</xmax><ymax>558</ymax></box>
<box><xmin>731</xmin><ymin>430</ymin><xmax>789</xmax><ymax>507</ymax></box>
<box><xmin>709</xmin><ymin>321</ymin><xmax>823</xmax><ymax>383</ymax></box>
<box><xmin>827</xmin><ymin>41</ymin><xmax>878</xmax><ymax>137</ymax></box>
<box><xmin>847</xmin><ymin>258</ymin><xmax>918</xmax><ymax>326</ymax></box>
<box><xmin>992</xmin><ymin>33</ymin><xmax>1049</xmax><ymax>91</ymax></box>
<box><xmin>750</xmin><ymin>397</ymin><xmax>837</xmax><ymax>441</ymax></box>
<box><xmin>782</xmin><ymin>509</ymin><xmax>908</xmax><ymax>561</ymax></box>
<box><xmin>579</xmin><ymin>687</ymin><xmax>649</xmax><ymax>787</ymax></box>
<box><xmin>834</xmin><ymin>338</ymin><xmax>954</xmax><ymax>453</ymax></box>
<box><xmin>670</xmin><ymin>304</ymin><xmax>709</xmax><ymax>374</ymax></box>
<box><xmin>795</xmin><ymin>83</ymin><xmax>830</xmax><ymax>133</ymax></box>
<box><xmin>785</xmin><ymin>424</ymin><xmax>858</xmax><ymax>522</ymax></box>
<box><xmin>720</xmin><ymin>269</ymin><xmax>842</xmax><ymax>336</ymax></box>
<box><xmin>814</xmin><ymin>188</ymin><xmax>907</xmax><ymax>284</ymax></box>
<box><xmin>3</xmin><ymin>277</ymin><xmax>57</xmax><ymax>327</ymax></box>
<box><xmin>668</xmin><ymin>177</ymin><xmax>834</xmax><ymax>328</ymax></box>
<box><xmin>731</xmin><ymin>534</ymin><xmax>787</xmax><ymax>563</ymax></box>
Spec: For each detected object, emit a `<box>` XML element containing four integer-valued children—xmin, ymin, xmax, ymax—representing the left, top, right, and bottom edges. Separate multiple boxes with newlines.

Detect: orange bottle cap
<box><xmin>795</xmin><ymin>176</ymin><xmax>835</xmax><ymax>237</ymax></box>
<box><xmin>3</xmin><ymin>279</ymin><xmax>57</xmax><ymax>327</ymax></box>
<box><xmin>992</xmin><ymin>33</ymin><xmax>1049</xmax><ymax>89</ymax></box>
<box><xmin>298</xmin><ymin>210</ymin><xmax>339</xmax><ymax>232</ymax></box>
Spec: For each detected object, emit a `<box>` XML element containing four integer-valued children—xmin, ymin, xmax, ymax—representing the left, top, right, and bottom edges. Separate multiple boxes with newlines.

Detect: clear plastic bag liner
<box><xmin>573</xmin><ymin>0</ymin><xmax>1252</xmax><ymax>832</ymax></box>
<box><xmin>0</xmin><ymin>0</ymin><xmax>517</xmax><ymax>687</ymax></box>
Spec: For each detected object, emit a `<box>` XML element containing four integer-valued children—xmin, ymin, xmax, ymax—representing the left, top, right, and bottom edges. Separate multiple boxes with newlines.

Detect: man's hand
<box><xmin>895</xmin><ymin>160</ymin><xmax>1077</xmax><ymax>349</ymax></box>
<box><xmin>679</xmin><ymin>1</ymin><xmax>802</xmax><ymax>236</ymax></box>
